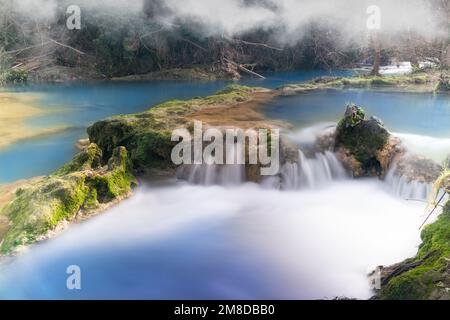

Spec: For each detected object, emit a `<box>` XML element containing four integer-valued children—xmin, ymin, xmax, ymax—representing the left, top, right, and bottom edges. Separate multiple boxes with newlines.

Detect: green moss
<box><xmin>87</xmin><ymin>85</ymin><xmax>259</xmax><ymax>173</ymax></box>
<box><xmin>379</xmin><ymin>201</ymin><xmax>450</xmax><ymax>300</ymax></box>
<box><xmin>335</xmin><ymin>104</ymin><xmax>389</xmax><ymax>170</ymax></box>
<box><xmin>53</xmin><ymin>143</ymin><xmax>103</xmax><ymax>175</ymax></box>
<box><xmin>87</xmin><ymin>147</ymin><xmax>137</xmax><ymax>201</ymax></box>
<box><xmin>0</xmin><ymin>69</ymin><xmax>29</xmax><ymax>84</ymax></box>
<box><xmin>0</xmin><ymin>146</ymin><xmax>136</xmax><ymax>254</ymax></box>
<box><xmin>0</xmin><ymin>174</ymin><xmax>89</xmax><ymax>253</ymax></box>
<box><xmin>84</xmin><ymin>189</ymin><xmax>99</xmax><ymax>209</ymax></box>
<box><xmin>280</xmin><ymin>72</ymin><xmax>434</xmax><ymax>93</ymax></box>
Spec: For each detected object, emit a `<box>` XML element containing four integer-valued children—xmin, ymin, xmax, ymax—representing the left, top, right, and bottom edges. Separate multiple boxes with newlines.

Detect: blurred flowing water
<box><xmin>0</xmin><ymin>71</ymin><xmax>449</xmax><ymax>300</ymax></box>
<box><xmin>0</xmin><ymin>181</ymin><xmax>427</xmax><ymax>299</ymax></box>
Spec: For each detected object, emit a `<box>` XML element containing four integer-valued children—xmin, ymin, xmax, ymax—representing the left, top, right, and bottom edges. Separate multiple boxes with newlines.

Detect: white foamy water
<box><xmin>0</xmin><ymin>180</ymin><xmax>429</xmax><ymax>300</ymax></box>
<box><xmin>0</xmin><ymin>121</ymin><xmax>444</xmax><ymax>299</ymax></box>
<box><xmin>276</xmin><ymin>151</ymin><xmax>347</xmax><ymax>190</ymax></box>
<box><xmin>384</xmin><ymin>164</ymin><xmax>433</xmax><ymax>201</ymax></box>
<box><xmin>394</xmin><ymin>132</ymin><xmax>450</xmax><ymax>163</ymax></box>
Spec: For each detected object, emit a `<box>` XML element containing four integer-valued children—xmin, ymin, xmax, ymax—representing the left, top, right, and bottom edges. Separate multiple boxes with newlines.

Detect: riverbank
<box><xmin>1</xmin><ymin>64</ymin><xmax>240</xmax><ymax>85</ymax></box>
<box><xmin>279</xmin><ymin>69</ymin><xmax>448</xmax><ymax>94</ymax></box>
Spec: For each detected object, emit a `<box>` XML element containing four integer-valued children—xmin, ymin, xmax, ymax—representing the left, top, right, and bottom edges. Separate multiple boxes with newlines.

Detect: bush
<box><xmin>436</xmin><ymin>73</ymin><xmax>450</xmax><ymax>92</ymax></box>
<box><xmin>0</xmin><ymin>69</ymin><xmax>29</xmax><ymax>84</ymax></box>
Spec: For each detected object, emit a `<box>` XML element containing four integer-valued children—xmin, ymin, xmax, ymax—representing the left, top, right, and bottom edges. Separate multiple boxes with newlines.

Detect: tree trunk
<box><xmin>371</xmin><ymin>32</ymin><xmax>381</xmax><ymax>76</ymax></box>
<box><xmin>440</xmin><ymin>0</ymin><xmax>450</xmax><ymax>68</ymax></box>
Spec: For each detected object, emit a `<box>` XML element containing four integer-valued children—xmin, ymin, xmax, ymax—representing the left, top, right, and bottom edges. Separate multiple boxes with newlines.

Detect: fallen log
<box><xmin>223</xmin><ymin>58</ymin><xmax>266</xmax><ymax>79</ymax></box>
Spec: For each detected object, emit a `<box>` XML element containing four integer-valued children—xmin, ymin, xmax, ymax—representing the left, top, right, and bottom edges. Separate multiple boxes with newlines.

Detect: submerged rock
<box><xmin>0</xmin><ymin>144</ymin><xmax>136</xmax><ymax>254</ymax></box>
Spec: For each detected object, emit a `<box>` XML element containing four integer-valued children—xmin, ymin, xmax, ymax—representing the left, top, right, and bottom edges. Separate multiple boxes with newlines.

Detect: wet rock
<box><xmin>392</xmin><ymin>154</ymin><xmax>443</xmax><ymax>184</ymax></box>
<box><xmin>335</xmin><ymin>104</ymin><xmax>391</xmax><ymax>177</ymax></box>
<box><xmin>376</xmin><ymin>136</ymin><xmax>405</xmax><ymax>176</ymax></box>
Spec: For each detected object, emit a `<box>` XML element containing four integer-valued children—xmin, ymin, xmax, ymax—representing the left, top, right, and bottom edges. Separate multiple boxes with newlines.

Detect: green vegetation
<box><xmin>379</xmin><ymin>201</ymin><xmax>450</xmax><ymax>300</ymax></box>
<box><xmin>335</xmin><ymin>104</ymin><xmax>389</xmax><ymax>176</ymax></box>
<box><xmin>0</xmin><ymin>85</ymin><xmax>266</xmax><ymax>254</ymax></box>
<box><xmin>53</xmin><ymin>143</ymin><xmax>102</xmax><ymax>176</ymax></box>
<box><xmin>88</xmin><ymin>85</ymin><xmax>260</xmax><ymax>172</ymax></box>
<box><xmin>0</xmin><ymin>69</ymin><xmax>28</xmax><ymax>84</ymax></box>
<box><xmin>0</xmin><ymin>144</ymin><xmax>136</xmax><ymax>254</ymax></box>
<box><xmin>436</xmin><ymin>73</ymin><xmax>450</xmax><ymax>92</ymax></box>
<box><xmin>280</xmin><ymin>72</ymin><xmax>436</xmax><ymax>93</ymax></box>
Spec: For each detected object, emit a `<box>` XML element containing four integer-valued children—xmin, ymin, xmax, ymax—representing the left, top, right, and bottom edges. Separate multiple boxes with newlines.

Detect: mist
<box><xmin>160</xmin><ymin>0</ymin><xmax>444</xmax><ymax>44</ymax></box>
<box><xmin>4</xmin><ymin>0</ymin><xmax>445</xmax><ymax>45</ymax></box>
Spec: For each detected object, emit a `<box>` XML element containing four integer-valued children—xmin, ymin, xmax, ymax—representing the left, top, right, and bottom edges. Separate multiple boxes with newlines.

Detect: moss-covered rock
<box><xmin>335</xmin><ymin>104</ymin><xmax>390</xmax><ymax>177</ymax></box>
<box><xmin>378</xmin><ymin>201</ymin><xmax>450</xmax><ymax>300</ymax></box>
<box><xmin>0</xmin><ymin>174</ymin><xmax>89</xmax><ymax>253</ymax></box>
<box><xmin>87</xmin><ymin>85</ymin><xmax>263</xmax><ymax>174</ymax></box>
<box><xmin>0</xmin><ymin>144</ymin><xmax>136</xmax><ymax>254</ymax></box>
<box><xmin>53</xmin><ymin>143</ymin><xmax>103</xmax><ymax>175</ymax></box>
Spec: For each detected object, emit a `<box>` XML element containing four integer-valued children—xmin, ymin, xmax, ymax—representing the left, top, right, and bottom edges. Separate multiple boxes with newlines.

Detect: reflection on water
<box><xmin>0</xmin><ymin>181</ymin><xmax>426</xmax><ymax>300</ymax></box>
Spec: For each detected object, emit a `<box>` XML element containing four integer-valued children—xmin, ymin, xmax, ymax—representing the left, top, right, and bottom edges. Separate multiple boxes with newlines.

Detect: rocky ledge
<box><xmin>0</xmin><ymin>143</ymin><xmax>136</xmax><ymax>255</ymax></box>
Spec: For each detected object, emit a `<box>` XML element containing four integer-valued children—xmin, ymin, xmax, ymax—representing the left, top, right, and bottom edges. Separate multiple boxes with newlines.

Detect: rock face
<box><xmin>392</xmin><ymin>154</ymin><xmax>443</xmax><ymax>184</ymax></box>
<box><xmin>0</xmin><ymin>144</ymin><xmax>136</xmax><ymax>254</ymax></box>
<box><xmin>376</xmin><ymin>200</ymin><xmax>450</xmax><ymax>300</ymax></box>
<box><xmin>334</xmin><ymin>104</ymin><xmax>394</xmax><ymax>177</ymax></box>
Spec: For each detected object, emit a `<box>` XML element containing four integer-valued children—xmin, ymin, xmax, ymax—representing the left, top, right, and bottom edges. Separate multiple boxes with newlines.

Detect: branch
<box><xmin>223</xmin><ymin>57</ymin><xmax>266</xmax><ymax>79</ymax></box>
<box><xmin>180</xmin><ymin>38</ymin><xmax>208</xmax><ymax>52</ymax></box>
<box><xmin>419</xmin><ymin>192</ymin><xmax>446</xmax><ymax>230</ymax></box>
<box><xmin>47</xmin><ymin>38</ymin><xmax>85</xmax><ymax>55</ymax></box>
<box><xmin>232</xmin><ymin>38</ymin><xmax>284</xmax><ymax>51</ymax></box>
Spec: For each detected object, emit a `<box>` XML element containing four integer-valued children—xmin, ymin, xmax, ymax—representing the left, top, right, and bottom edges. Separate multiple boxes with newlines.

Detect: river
<box><xmin>0</xmin><ymin>70</ymin><xmax>448</xmax><ymax>299</ymax></box>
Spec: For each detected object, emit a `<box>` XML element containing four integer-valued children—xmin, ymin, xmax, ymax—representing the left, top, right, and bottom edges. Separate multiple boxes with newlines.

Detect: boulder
<box><xmin>335</xmin><ymin>104</ymin><xmax>392</xmax><ymax>177</ymax></box>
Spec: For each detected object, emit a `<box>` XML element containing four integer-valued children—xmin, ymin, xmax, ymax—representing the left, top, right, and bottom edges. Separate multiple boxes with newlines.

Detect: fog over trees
<box><xmin>0</xmin><ymin>0</ymin><xmax>449</xmax><ymax>78</ymax></box>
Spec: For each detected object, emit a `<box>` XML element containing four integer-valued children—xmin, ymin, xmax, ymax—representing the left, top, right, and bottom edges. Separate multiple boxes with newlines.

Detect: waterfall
<box><xmin>177</xmin><ymin>141</ymin><xmax>245</xmax><ymax>186</ymax></box>
<box><xmin>384</xmin><ymin>164</ymin><xmax>432</xmax><ymax>201</ymax></box>
<box><xmin>279</xmin><ymin>151</ymin><xmax>347</xmax><ymax>190</ymax></box>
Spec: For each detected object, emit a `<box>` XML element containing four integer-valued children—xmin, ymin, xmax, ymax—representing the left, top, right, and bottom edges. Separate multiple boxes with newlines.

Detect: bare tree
<box><xmin>370</xmin><ymin>31</ymin><xmax>381</xmax><ymax>76</ymax></box>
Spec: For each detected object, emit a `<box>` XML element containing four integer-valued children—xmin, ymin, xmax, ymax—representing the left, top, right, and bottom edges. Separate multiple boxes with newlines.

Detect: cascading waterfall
<box><xmin>176</xmin><ymin>126</ymin><xmax>442</xmax><ymax>204</ymax></box>
<box><xmin>280</xmin><ymin>151</ymin><xmax>347</xmax><ymax>190</ymax></box>
<box><xmin>178</xmin><ymin>136</ymin><xmax>348</xmax><ymax>189</ymax></box>
<box><xmin>177</xmin><ymin>140</ymin><xmax>245</xmax><ymax>186</ymax></box>
<box><xmin>384</xmin><ymin>164</ymin><xmax>432</xmax><ymax>201</ymax></box>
